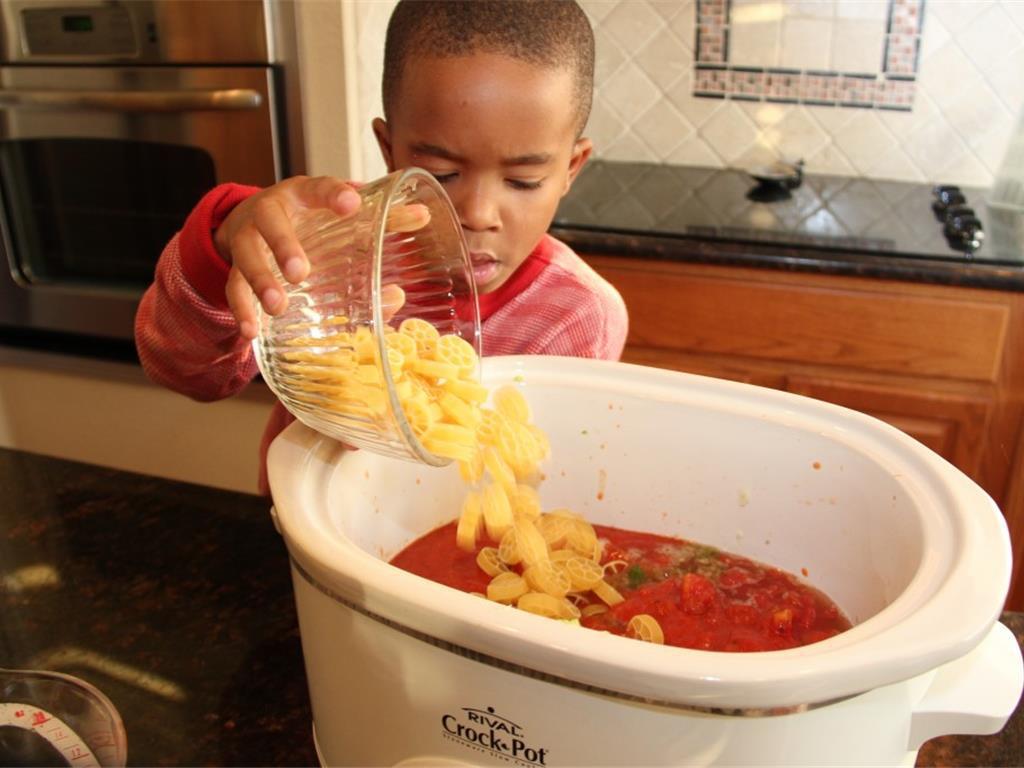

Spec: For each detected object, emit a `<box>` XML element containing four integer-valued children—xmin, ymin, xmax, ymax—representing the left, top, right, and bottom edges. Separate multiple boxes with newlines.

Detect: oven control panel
<box><xmin>21</xmin><ymin>5</ymin><xmax>138</xmax><ymax>57</ymax></box>
<box><xmin>0</xmin><ymin>0</ymin><xmax>271</xmax><ymax>64</ymax></box>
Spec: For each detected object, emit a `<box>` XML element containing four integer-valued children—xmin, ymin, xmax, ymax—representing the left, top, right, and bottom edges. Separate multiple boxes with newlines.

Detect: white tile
<box><xmin>731</xmin><ymin>142</ymin><xmax>785</xmax><ymax>172</ymax></box>
<box><xmin>667</xmin><ymin>74</ymin><xmax>726</xmax><ymax>128</ymax></box>
<box><xmin>698</xmin><ymin>102</ymin><xmax>760</xmax><ymax>164</ymax></box>
<box><xmin>928</xmin><ymin>0</ymin><xmax>991</xmax><ymax>35</ymax></box>
<box><xmin>878</xmin><ymin>89</ymin><xmax>942</xmax><ymax>137</ymax></box>
<box><xmin>594</xmin><ymin>26</ymin><xmax>628</xmax><ymax>83</ymax></box>
<box><xmin>666</xmin><ymin>135</ymin><xmax>727</xmax><ymax>167</ymax></box>
<box><xmin>940</xmin><ymin>78</ymin><xmax>1013</xmax><ymax>158</ymax></box>
<box><xmin>739</xmin><ymin>101</ymin><xmax>788</xmax><ymax>129</ymax></box>
<box><xmin>831</xmin><ymin>110</ymin><xmax>899</xmax><ymax>173</ymax></box>
<box><xmin>730</xmin><ymin>17</ymin><xmax>782</xmax><ymax>67</ymax></box>
<box><xmin>936</xmin><ymin>150</ymin><xmax>995</xmax><ymax>186</ymax></box>
<box><xmin>648</xmin><ymin>0</ymin><xmax>687</xmax><ymax>23</ymax></box>
<box><xmin>1001</xmin><ymin>0</ymin><xmax>1024</xmax><ymax>31</ymax></box>
<box><xmin>983</xmin><ymin>44</ymin><xmax>1024</xmax><ymax>113</ymax></box>
<box><xmin>634</xmin><ymin>27</ymin><xmax>693</xmax><ymax>91</ymax></box>
<box><xmin>804</xmin><ymin>104</ymin><xmax>858</xmax><ymax>134</ymax></box>
<box><xmin>600</xmin><ymin>130</ymin><xmax>659</xmax><ymax>163</ymax></box>
<box><xmin>900</xmin><ymin>118</ymin><xmax>969</xmax><ymax>177</ymax></box>
<box><xmin>585</xmin><ymin>98</ymin><xmax>629</xmax><ymax>149</ymax></box>
<box><xmin>831</xmin><ymin>19</ymin><xmax>886</xmax><ymax>73</ymax></box>
<box><xmin>667</xmin><ymin>1</ymin><xmax>697</xmax><ymax>44</ymax></box>
<box><xmin>601</xmin><ymin>0</ymin><xmax>663</xmax><ymax>53</ymax></box>
<box><xmin>788</xmin><ymin>1</ymin><xmax>836</xmax><ymax>19</ymax></box>
<box><xmin>919</xmin><ymin>6</ymin><xmax>951</xmax><ymax>62</ymax></box>
<box><xmin>956</xmin><ymin>4</ymin><xmax>1024</xmax><ymax>80</ymax></box>
<box><xmin>835</xmin><ymin>0</ymin><xmax>889</xmax><ymax>22</ymax></box>
<box><xmin>731</xmin><ymin>0</ymin><xmax>787</xmax><ymax>25</ymax></box>
<box><xmin>766</xmin><ymin>106</ymin><xmax>832</xmax><ymax>161</ymax></box>
<box><xmin>632</xmin><ymin>99</ymin><xmax>694</xmax><ymax>160</ymax></box>
<box><xmin>860</xmin><ymin>144</ymin><xmax>927</xmax><ymax>182</ymax></box>
<box><xmin>917</xmin><ymin>41</ymin><xmax>988</xmax><ymax>113</ymax></box>
<box><xmin>579</xmin><ymin>0</ymin><xmax>618</xmax><ymax>24</ymax></box>
<box><xmin>969</xmin><ymin>118</ymin><xmax>1016</xmax><ymax>174</ymax></box>
<box><xmin>598</xmin><ymin>61</ymin><xmax>663</xmax><ymax>121</ymax></box>
<box><xmin>804</xmin><ymin>143</ymin><xmax>857</xmax><ymax>179</ymax></box>
<box><xmin>780</xmin><ymin>17</ymin><xmax>834</xmax><ymax>70</ymax></box>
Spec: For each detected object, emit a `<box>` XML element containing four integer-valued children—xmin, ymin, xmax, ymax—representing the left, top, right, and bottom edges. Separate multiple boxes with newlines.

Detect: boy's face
<box><xmin>374</xmin><ymin>52</ymin><xmax>592</xmax><ymax>294</ymax></box>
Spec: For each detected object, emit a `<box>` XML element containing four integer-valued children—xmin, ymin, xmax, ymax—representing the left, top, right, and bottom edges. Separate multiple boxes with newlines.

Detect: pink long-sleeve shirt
<box><xmin>135</xmin><ymin>183</ymin><xmax>628</xmax><ymax>494</ymax></box>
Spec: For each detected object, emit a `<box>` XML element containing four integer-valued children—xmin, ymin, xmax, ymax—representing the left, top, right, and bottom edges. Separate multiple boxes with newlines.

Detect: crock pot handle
<box><xmin>908</xmin><ymin>621</ymin><xmax>1024</xmax><ymax>749</ymax></box>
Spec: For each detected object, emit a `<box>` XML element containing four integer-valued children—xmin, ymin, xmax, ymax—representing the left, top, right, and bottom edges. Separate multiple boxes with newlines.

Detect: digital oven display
<box><xmin>61</xmin><ymin>15</ymin><xmax>94</xmax><ymax>33</ymax></box>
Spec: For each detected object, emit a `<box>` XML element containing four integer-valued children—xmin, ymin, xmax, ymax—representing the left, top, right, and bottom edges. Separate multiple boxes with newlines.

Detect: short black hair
<box><xmin>382</xmin><ymin>0</ymin><xmax>595</xmax><ymax>136</ymax></box>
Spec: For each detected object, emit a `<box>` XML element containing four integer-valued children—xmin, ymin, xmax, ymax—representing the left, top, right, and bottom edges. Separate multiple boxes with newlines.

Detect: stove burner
<box><xmin>932</xmin><ymin>185</ymin><xmax>985</xmax><ymax>254</ymax></box>
<box><xmin>746</xmin><ymin>183</ymin><xmax>793</xmax><ymax>203</ymax></box>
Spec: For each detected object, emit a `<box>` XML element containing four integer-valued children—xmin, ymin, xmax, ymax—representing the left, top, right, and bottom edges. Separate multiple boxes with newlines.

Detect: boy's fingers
<box><xmin>293</xmin><ymin>176</ymin><xmax>362</xmax><ymax>219</ymax></box>
<box><xmin>226</xmin><ymin>267</ymin><xmax>259</xmax><ymax>340</ymax></box>
<box><xmin>229</xmin><ymin>226</ymin><xmax>288</xmax><ymax>317</ymax></box>
<box><xmin>380</xmin><ymin>284</ymin><xmax>406</xmax><ymax>322</ymax></box>
<box><xmin>385</xmin><ymin>203</ymin><xmax>431</xmax><ymax>233</ymax></box>
<box><xmin>251</xmin><ymin>197</ymin><xmax>309</xmax><ymax>284</ymax></box>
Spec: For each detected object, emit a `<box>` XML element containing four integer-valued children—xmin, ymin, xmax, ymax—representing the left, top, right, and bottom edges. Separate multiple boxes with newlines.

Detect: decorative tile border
<box><xmin>694</xmin><ymin>0</ymin><xmax>923</xmax><ymax>111</ymax></box>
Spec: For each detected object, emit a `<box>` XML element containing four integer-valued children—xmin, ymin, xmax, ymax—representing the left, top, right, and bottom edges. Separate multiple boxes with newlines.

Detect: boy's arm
<box><xmin>134</xmin><ymin>184</ymin><xmax>262</xmax><ymax>402</ymax></box>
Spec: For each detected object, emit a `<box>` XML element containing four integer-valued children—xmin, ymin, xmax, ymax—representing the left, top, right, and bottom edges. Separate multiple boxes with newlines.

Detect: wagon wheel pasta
<box><xmin>627</xmin><ymin>614</ymin><xmax>665</xmax><ymax>645</ymax></box>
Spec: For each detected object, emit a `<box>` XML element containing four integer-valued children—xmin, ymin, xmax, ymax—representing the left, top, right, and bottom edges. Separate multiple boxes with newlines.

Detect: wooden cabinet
<box><xmin>585</xmin><ymin>255</ymin><xmax>1024</xmax><ymax>609</ymax></box>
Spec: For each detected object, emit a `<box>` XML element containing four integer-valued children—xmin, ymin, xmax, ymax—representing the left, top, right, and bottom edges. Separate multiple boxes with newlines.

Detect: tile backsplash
<box><xmin>352</xmin><ymin>0</ymin><xmax>1024</xmax><ymax>187</ymax></box>
<box><xmin>583</xmin><ymin>0</ymin><xmax>1024</xmax><ymax>185</ymax></box>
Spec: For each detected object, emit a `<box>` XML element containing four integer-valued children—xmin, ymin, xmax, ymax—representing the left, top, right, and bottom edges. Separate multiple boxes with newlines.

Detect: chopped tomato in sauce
<box><xmin>389</xmin><ymin>521</ymin><xmax>851</xmax><ymax>652</ymax></box>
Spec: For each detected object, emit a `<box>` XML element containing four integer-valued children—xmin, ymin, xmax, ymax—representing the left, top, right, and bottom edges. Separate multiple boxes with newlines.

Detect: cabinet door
<box><xmin>785</xmin><ymin>375</ymin><xmax>992</xmax><ymax>475</ymax></box>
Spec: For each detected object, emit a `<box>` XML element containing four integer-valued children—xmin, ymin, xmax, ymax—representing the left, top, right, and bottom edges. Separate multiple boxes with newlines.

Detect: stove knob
<box><xmin>943</xmin><ymin>204</ymin><xmax>974</xmax><ymax>228</ymax></box>
<box><xmin>932</xmin><ymin>187</ymin><xmax>966</xmax><ymax>216</ymax></box>
<box><xmin>933</xmin><ymin>184</ymin><xmax>962</xmax><ymax>202</ymax></box>
<box><xmin>944</xmin><ymin>211</ymin><xmax>985</xmax><ymax>252</ymax></box>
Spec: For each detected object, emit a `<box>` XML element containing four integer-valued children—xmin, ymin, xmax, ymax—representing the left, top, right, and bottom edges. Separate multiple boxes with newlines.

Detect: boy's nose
<box><xmin>456</xmin><ymin>187</ymin><xmax>500</xmax><ymax>232</ymax></box>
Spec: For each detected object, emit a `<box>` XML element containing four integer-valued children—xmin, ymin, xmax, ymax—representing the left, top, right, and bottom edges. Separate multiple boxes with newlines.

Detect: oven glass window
<box><xmin>0</xmin><ymin>138</ymin><xmax>216</xmax><ymax>289</ymax></box>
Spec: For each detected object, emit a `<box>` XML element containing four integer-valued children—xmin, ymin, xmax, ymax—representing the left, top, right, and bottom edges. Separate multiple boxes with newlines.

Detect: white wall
<box><xmin>0</xmin><ymin>348</ymin><xmax>275</xmax><ymax>495</ymax></box>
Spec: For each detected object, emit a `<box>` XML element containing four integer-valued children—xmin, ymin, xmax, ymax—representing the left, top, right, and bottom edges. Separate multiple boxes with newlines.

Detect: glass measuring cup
<box><xmin>0</xmin><ymin>667</ymin><xmax>127</xmax><ymax>767</ymax></box>
<box><xmin>252</xmin><ymin>168</ymin><xmax>481</xmax><ymax>466</ymax></box>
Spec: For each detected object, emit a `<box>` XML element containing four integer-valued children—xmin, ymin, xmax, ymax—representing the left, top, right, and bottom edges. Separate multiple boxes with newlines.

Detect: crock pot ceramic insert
<box><xmin>269</xmin><ymin>356</ymin><xmax>1014</xmax><ymax>712</ymax></box>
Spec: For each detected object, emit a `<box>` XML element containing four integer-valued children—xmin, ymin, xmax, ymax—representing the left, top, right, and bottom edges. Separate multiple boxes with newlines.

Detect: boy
<box><xmin>135</xmin><ymin>0</ymin><xmax>628</xmax><ymax>494</ymax></box>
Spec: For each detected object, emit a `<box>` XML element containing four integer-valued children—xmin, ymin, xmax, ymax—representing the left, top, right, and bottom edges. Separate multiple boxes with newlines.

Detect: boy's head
<box><xmin>373</xmin><ymin>0</ymin><xmax>595</xmax><ymax>294</ymax></box>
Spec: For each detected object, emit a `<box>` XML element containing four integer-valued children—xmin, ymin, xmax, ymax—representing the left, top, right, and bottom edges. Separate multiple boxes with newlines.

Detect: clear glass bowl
<box><xmin>252</xmin><ymin>168</ymin><xmax>481</xmax><ymax>466</ymax></box>
<box><xmin>0</xmin><ymin>667</ymin><xmax>127</xmax><ymax>767</ymax></box>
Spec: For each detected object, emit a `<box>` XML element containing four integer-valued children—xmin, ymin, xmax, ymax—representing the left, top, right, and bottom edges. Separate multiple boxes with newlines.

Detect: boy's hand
<box><xmin>216</xmin><ymin>176</ymin><xmax>362</xmax><ymax>340</ymax></box>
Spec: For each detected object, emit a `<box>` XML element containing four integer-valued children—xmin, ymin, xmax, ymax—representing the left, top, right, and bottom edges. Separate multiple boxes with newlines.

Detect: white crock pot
<box><xmin>268</xmin><ymin>356</ymin><xmax>1023</xmax><ymax>767</ymax></box>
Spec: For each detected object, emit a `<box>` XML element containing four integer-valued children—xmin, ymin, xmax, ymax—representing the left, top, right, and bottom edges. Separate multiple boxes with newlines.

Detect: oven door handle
<box><xmin>0</xmin><ymin>88</ymin><xmax>263</xmax><ymax>112</ymax></box>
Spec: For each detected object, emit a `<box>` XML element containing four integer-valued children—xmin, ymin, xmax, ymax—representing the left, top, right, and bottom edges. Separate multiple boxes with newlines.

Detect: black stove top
<box><xmin>555</xmin><ymin>162</ymin><xmax>1024</xmax><ymax>266</ymax></box>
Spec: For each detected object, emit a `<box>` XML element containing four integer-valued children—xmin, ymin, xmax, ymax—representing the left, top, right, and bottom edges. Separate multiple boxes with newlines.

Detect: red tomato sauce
<box><xmin>389</xmin><ymin>521</ymin><xmax>851</xmax><ymax>652</ymax></box>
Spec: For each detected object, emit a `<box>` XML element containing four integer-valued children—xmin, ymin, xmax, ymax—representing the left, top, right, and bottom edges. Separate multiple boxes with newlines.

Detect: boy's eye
<box><xmin>430</xmin><ymin>172</ymin><xmax>458</xmax><ymax>184</ymax></box>
<box><xmin>508</xmin><ymin>178</ymin><xmax>543</xmax><ymax>191</ymax></box>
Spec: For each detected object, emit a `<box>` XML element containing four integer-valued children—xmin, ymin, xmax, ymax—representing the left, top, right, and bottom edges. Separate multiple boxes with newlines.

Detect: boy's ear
<box><xmin>562</xmin><ymin>137</ymin><xmax>593</xmax><ymax>196</ymax></box>
<box><xmin>372</xmin><ymin>118</ymin><xmax>397</xmax><ymax>173</ymax></box>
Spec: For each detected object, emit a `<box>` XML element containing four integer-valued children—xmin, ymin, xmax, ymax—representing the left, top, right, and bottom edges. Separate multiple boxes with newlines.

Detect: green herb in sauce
<box><xmin>627</xmin><ymin>565</ymin><xmax>648</xmax><ymax>589</ymax></box>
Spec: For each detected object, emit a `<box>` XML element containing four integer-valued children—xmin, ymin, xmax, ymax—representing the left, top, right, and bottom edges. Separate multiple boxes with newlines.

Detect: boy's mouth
<box><xmin>469</xmin><ymin>252</ymin><xmax>500</xmax><ymax>288</ymax></box>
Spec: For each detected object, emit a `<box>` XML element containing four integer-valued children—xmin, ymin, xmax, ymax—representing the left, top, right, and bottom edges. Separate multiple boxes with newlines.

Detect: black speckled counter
<box><xmin>553</xmin><ymin>162</ymin><xmax>1024</xmax><ymax>291</ymax></box>
<box><xmin>1</xmin><ymin>446</ymin><xmax>1021</xmax><ymax>766</ymax></box>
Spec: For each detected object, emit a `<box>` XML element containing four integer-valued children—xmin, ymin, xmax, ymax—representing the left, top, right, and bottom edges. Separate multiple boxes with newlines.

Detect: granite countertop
<box><xmin>1</xmin><ymin>446</ymin><xmax>1021</xmax><ymax>766</ymax></box>
<box><xmin>553</xmin><ymin>161</ymin><xmax>1024</xmax><ymax>291</ymax></box>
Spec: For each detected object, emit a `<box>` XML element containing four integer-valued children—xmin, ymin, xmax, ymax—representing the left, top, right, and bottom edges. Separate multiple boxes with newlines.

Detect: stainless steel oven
<box><xmin>0</xmin><ymin>0</ymin><xmax>298</xmax><ymax>348</ymax></box>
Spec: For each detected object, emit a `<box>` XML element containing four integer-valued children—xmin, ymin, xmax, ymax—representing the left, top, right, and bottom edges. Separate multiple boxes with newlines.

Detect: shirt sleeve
<box><xmin>134</xmin><ymin>183</ymin><xmax>262</xmax><ymax>402</ymax></box>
